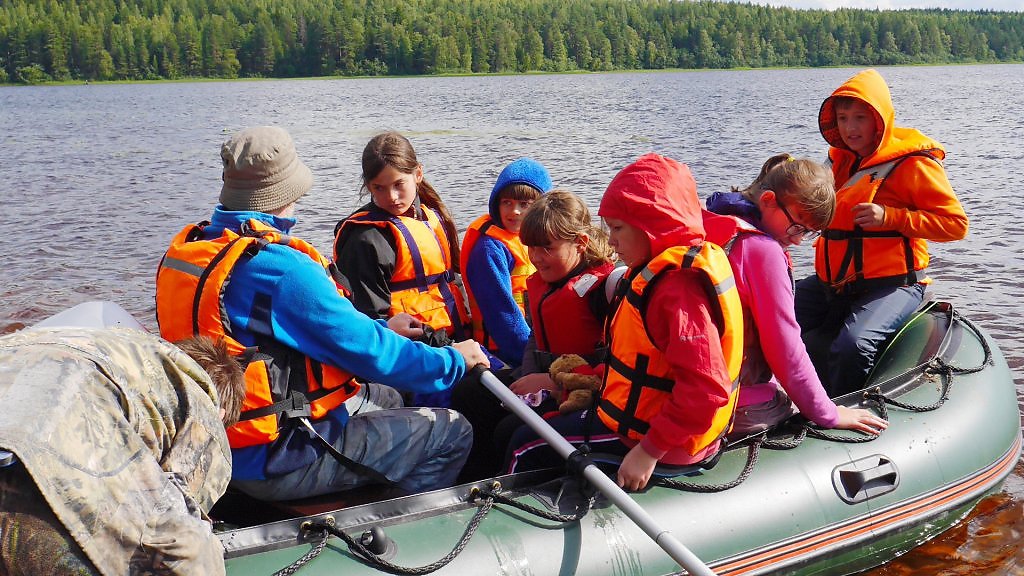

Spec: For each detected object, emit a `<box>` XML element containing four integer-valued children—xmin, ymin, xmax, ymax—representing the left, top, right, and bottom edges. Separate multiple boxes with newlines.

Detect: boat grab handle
<box><xmin>832</xmin><ymin>455</ymin><xmax>900</xmax><ymax>504</ymax></box>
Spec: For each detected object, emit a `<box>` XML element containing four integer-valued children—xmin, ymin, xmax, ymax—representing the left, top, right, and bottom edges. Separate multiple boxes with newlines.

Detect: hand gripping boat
<box><xmin>38</xmin><ymin>300</ymin><xmax>1022</xmax><ymax>575</ymax></box>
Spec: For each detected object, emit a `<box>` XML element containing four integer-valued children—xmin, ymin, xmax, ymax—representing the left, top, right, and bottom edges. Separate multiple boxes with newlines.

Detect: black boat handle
<box><xmin>832</xmin><ymin>455</ymin><xmax>900</xmax><ymax>504</ymax></box>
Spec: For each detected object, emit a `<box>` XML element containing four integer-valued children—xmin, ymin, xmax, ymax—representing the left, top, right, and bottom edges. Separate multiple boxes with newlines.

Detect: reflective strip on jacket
<box><xmin>597</xmin><ymin>243</ymin><xmax>743</xmax><ymax>451</ymax></box>
<box><xmin>460</xmin><ymin>214</ymin><xmax>535</xmax><ymax>350</ymax></box>
<box><xmin>815</xmin><ymin>152</ymin><xmax>937</xmax><ymax>295</ymax></box>
<box><xmin>334</xmin><ymin>205</ymin><xmax>470</xmax><ymax>338</ymax></box>
<box><xmin>156</xmin><ymin>219</ymin><xmax>360</xmax><ymax>449</ymax></box>
<box><xmin>526</xmin><ymin>261</ymin><xmax>614</xmax><ymax>358</ymax></box>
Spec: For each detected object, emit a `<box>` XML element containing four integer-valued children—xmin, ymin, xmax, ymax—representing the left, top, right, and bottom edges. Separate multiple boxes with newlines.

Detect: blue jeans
<box><xmin>234</xmin><ymin>383</ymin><xmax>473</xmax><ymax>500</ymax></box>
<box><xmin>795</xmin><ymin>276</ymin><xmax>925</xmax><ymax>397</ymax></box>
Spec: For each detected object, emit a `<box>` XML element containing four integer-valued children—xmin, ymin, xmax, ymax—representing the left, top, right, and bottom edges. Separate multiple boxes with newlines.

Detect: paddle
<box><xmin>476</xmin><ymin>368</ymin><xmax>718</xmax><ymax>576</ymax></box>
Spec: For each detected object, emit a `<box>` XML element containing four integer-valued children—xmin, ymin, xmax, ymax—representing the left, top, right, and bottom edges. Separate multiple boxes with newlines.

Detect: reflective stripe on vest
<box><xmin>815</xmin><ymin>151</ymin><xmax>938</xmax><ymax>295</ymax></box>
<box><xmin>156</xmin><ymin>219</ymin><xmax>360</xmax><ymax>449</ymax></box>
<box><xmin>459</xmin><ymin>214</ymin><xmax>535</xmax><ymax>352</ymax></box>
<box><xmin>597</xmin><ymin>243</ymin><xmax>743</xmax><ymax>453</ymax></box>
<box><xmin>335</xmin><ymin>206</ymin><xmax>470</xmax><ymax>338</ymax></box>
<box><xmin>526</xmin><ymin>262</ymin><xmax>613</xmax><ymax>357</ymax></box>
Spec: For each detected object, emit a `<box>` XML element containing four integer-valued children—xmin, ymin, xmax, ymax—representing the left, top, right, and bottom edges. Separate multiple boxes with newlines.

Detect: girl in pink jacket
<box><xmin>704</xmin><ymin>155</ymin><xmax>887</xmax><ymax>438</ymax></box>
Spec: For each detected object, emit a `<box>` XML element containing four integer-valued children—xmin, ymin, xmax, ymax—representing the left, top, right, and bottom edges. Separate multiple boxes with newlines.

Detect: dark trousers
<box><xmin>449</xmin><ymin>367</ymin><xmax>520</xmax><ymax>481</ymax></box>
<box><xmin>504</xmin><ymin>409</ymin><xmax>630</xmax><ymax>475</ymax></box>
<box><xmin>795</xmin><ymin>275</ymin><xmax>925</xmax><ymax>397</ymax></box>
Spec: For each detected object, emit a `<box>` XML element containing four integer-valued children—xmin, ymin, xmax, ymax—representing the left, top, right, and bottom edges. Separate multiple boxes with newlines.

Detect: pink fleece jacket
<box><xmin>704</xmin><ymin>212</ymin><xmax>838</xmax><ymax>428</ymax></box>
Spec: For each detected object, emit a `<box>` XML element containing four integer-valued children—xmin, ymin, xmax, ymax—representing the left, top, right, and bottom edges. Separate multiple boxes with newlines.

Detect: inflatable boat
<box><xmin>36</xmin><ymin>300</ymin><xmax>1023</xmax><ymax>575</ymax></box>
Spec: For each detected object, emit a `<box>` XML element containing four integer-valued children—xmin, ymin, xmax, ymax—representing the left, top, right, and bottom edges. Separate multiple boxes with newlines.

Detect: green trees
<box><xmin>1</xmin><ymin>0</ymin><xmax>1022</xmax><ymax>83</ymax></box>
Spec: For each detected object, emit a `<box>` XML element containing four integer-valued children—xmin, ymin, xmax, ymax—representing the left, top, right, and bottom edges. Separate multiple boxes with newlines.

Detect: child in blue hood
<box><xmin>459</xmin><ymin>158</ymin><xmax>552</xmax><ymax>368</ymax></box>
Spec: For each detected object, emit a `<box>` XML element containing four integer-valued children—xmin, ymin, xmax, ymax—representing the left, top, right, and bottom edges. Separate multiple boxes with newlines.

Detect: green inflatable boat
<box><xmin>35</xmin><ymin>299</ymin><xmax>1019</xmax><ymax>575</ymax></box>
<box><xmin>207</xmin><ymin>300</ymin><xmax>1020</xmax><ymax>576</ymax></box>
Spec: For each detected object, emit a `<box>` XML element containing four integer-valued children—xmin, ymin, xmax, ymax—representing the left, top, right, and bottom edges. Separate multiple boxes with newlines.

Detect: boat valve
<box><xmin>359</xmin><ymin>526</ymin><xmax>396</xmax><ymax>557</ymax></box>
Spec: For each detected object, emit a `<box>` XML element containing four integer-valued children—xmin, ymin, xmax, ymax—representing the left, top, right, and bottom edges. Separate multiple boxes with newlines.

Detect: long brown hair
<box><xmin>361</xmin><ymin>131</ymin><xmax>461</xmax><ymax>268</ymax></box>
<box><xmin>520</xmin><ymin>189</ymin><xmax>614</xmax><ymax>270</ymax></box>
<box><xmin>734</xmin><ymin>153</ymin><xmax>794</xmax><ymax>196</ymax></box>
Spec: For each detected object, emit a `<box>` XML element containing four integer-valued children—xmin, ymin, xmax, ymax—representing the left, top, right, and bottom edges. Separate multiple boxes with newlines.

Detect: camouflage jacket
<box><xmin>0</xmin><ymin>327</ymin><xmax>232</xmax><ymax>576</ymax></box>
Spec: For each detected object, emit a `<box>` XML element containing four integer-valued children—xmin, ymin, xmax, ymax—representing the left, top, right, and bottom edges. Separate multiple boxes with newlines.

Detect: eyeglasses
<box><xmin>775</xmin><ymin>197</ymin><xmax>821</xmax><ymax>241</ymax></box>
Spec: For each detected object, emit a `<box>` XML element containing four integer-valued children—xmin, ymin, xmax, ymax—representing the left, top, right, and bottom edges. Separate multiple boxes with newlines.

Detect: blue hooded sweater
<box><xmin>204</xmin><ymin>207</ymin><xmax>466</xmax><ymax>480</ymax></box>
<box><xmin>465</xmin><ymin>159</ymin><xmax>552</xmax><ymax>367</ymax></box>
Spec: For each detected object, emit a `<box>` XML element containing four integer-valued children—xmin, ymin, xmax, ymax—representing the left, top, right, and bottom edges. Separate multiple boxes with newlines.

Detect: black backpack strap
<box><xmin>296</xmin><ymin>417</ymin><xmax>397</xmax><ymax>487</ymax></box>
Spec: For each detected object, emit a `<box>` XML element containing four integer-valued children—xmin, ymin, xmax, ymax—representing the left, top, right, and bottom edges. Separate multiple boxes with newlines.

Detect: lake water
<box><xmin>2</xmin><ymin>64</ymin><xmax>1023</xmax><ymax>574</ymax></box>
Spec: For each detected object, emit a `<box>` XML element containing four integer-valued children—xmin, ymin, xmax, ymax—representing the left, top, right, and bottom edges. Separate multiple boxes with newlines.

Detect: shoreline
<box><xmin>4</xmin><ymin>60</ymin><xmax>1022</xmax><ymax>88</ymax></box>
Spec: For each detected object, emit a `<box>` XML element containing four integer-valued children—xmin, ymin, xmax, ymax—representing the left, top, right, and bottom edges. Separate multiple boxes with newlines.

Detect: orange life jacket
<box><xmin>156</xmin><ymin>219</ymin><xmax>360</xmax><ymax>449</ymax></box>
<box><xmin>597</xmin><ymin>243</ymin><xmax>743</xmax><ymax>452</ymax></box>
<box><xmin>459</xmin><ymin>215</ymin><xmax>535</xmax><ymax>351</ymax></box>
<box><xmin>334</xmin><ymin>206</ymin><xmax>470</xmax><ymax>338</ymax></box>
<box><xmin>815</xmin><ymin>152</ymin><xmax>938</xmax><ymax>295</ymax></box>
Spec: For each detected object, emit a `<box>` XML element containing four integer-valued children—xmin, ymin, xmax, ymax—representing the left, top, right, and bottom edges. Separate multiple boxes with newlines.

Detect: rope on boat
<box><xmin>274</xmin><ymin>488</ymin><xmax>495</xmax><ymax>575</ymax></box>
<box><xmin>272</xmin><ymin>528</ymin><xmax>330</xmax><ymax>576</ymax></box>
<box><xmin>269</xmin><ymin>306</ymin><xmax>998</xmax><ymax>573</ymax></box>
<box><xmin>863</xmin><ymin>308</ymin><xmax>992</xmax><ymax>416</ymax></box>
<box><xmin>474</xmin><ymin>485</ymin><xmax>591</xmax><ymax>523</ymax></box>
<box><xmin>659</xmin><ymin>437</ymin><xmax>763</xmax><ymax>492</ymax></box>
<box><xmin>661</xmin><ymin>305</ymin><xmax>997</xmax><ymax>495</ymax></box>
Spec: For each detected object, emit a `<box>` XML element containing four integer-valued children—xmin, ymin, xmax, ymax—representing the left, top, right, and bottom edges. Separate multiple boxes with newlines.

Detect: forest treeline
<box><xmin>2</xmin><ymin>0</ymin><xmax>1022</xmax><ymax>83</ymax></box>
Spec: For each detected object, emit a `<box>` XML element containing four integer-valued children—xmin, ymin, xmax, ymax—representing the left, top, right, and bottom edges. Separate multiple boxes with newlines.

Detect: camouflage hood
<box><xmin>0</xmin><ymin>327</ymin><xmax>231</xmax><ymax>576</ymax></box>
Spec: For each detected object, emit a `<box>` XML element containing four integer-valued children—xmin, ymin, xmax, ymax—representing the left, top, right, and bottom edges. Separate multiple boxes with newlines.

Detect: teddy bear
<box><xmin>548</xmin><ymin>354</ymin><xmax>604</xmax><ymax>414</ymax></box>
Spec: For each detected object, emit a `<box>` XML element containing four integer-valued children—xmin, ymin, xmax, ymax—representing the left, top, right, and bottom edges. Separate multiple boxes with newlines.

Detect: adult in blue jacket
<box><xmin>156</xmin><ymin>126</ymin><xmax>489</xmax><ymax>501</ymax></box>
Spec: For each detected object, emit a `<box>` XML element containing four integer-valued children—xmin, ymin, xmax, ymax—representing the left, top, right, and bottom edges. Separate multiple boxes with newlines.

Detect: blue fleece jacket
<box><xmin>465</xmin><ymin>233</ymin><xmax>531</xmax><ymax>366</ymax></box>
<box><xmin>204</xmin><ymin>207</ymin><xmax>466</xmax><ymax>480</ymax></box>
<box><xmin>463</xmin><ymin>159</ymin><xmax>552</xmax><ymax>367</ymax></box>
<box><xmin>705</xmin><ymin>191</ymin><xmax>763</xmax><ymax>224</ymax></box>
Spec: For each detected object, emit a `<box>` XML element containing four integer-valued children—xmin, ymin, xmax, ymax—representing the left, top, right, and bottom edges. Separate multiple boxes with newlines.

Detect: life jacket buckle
<box><xmin>280</xmin><ymin>392</ymin><xmax>312</xmax><ymax>421</ymax></box>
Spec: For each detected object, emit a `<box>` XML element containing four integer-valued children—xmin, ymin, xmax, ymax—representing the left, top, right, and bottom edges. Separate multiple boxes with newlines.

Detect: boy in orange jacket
<box><xmin>795</xmin><ymin>69</ymin><xmax>968</xmax><ymax>397</ymax></box>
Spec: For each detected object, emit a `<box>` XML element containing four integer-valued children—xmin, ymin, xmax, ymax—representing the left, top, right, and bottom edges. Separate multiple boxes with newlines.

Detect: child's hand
<box><xmin>852</xmin><ymin>203</ymin><xmax>886</xmax><ymax>228</ymax></box>
<box><xmin>617</xmin><ymin>444</ymin><xmax>658</xmax><ymax>491</ymax></box>
<box><xmin>510</xmin><ymin>373</ymin><xmax>556</xmax><ymax>396</ymax></box>
<box><xmin>835</xmin><ymin>406</ymin><xmax>888</xmax><ymax>435</ymax></box>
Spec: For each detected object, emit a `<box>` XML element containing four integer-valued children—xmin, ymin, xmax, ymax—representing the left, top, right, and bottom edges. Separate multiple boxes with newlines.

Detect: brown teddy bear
<box><xmin>548</xmin><ymin>354</ymin><xmax>604</xmax><ymax>414</ymax></box>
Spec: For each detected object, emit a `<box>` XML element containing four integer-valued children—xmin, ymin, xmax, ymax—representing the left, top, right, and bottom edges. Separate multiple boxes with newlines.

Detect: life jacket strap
<box><xmin>239</xmin><ymin>390</ymin><xmax>312</xmax><ymax>422</ymax></box>
<box><xmin>297</xmin><ymin>417</ymin><xmax>396</xmax><ymax>487</ymax></box>
<box><xmin>831</xmin><ymin>269</ymin><xmax>927</xmax><ymax>296</ymax></box>
<box><xmin>389</xmin><ymin>269</ymin><xmax>455</xmax><ymax>292</ymax></box>
<box><xmin>822</xmin><ymin>229</ymin><xmax>905</xmax><ymax>240</ymax></box>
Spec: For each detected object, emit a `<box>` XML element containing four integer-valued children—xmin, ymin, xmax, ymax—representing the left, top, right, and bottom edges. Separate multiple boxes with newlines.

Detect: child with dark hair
<box><xmin>334</xmin><ymin>132</ymin><xmax>474</xmax><ymax>407</ymax></box>
<box><xmin>334</xmin><ymin>131</ymin><xmax>469</xmax><ymax>343</ymax></box>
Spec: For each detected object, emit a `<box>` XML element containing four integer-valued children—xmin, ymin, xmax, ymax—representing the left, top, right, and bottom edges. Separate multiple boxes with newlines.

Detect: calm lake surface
<box><xmin>3</xmin><ymin>64</ymin><xmax>1023</xmax><ymax>574</ymax></box>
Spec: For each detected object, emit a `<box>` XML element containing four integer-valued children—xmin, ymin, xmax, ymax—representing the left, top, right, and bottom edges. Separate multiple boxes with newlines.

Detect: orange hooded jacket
<box><xmin>816</xmin><ymin>68</ymin><xmax>968</xmax><ymax>294</ymax></box>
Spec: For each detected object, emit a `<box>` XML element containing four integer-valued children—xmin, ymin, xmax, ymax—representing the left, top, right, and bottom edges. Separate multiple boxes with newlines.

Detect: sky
<box><xmin>746</xmin><ymin>0</ymin><xmax>1023</xmax><ymax>10</ymax></box>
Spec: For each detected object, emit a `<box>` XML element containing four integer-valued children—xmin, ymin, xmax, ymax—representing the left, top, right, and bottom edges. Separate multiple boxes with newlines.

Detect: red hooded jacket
<box><xmin>597</xmin><ymin>154</ymin><xmax>737</xmax><ymax>465</ymax></box>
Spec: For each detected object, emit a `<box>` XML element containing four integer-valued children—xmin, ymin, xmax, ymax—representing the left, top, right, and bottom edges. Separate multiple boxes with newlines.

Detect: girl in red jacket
<box><xmin>454</xmin><ymin>190</ymin><xmax>616</xmax><ymax>480</ymax></box>
<box><xmin>506</xmin><ymin>154</ymin><xmax>743</xmax><ymax>491</ymax></box>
